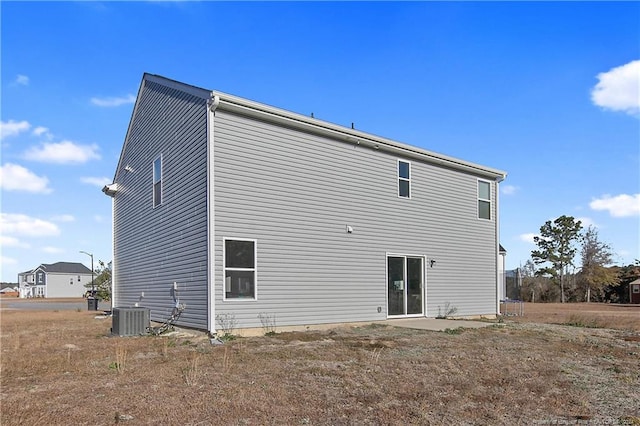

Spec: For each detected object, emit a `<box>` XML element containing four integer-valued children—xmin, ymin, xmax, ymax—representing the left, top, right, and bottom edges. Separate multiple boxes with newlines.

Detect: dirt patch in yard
<box><xmin>1</xmin><ymin>304</ymin><xmax>638</xmax><ymax>425</ymax></box>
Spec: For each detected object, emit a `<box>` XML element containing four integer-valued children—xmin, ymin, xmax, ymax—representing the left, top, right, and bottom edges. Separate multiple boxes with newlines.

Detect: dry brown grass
<box><xmin>1</xmin><ymin>303</ymin><xmax>639</xmax><ymax>425</ymax></box>
<box><xmin>510</xmin><ymin>302</ymin><xmax>640</xmax><ymax>332</ymax></box>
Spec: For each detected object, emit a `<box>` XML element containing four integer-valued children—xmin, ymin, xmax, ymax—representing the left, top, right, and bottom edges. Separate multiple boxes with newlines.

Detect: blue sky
<box><xmin>1</xmin><ymin>1</ymin><xmax>639</xmax><ymax>283</ymax></box>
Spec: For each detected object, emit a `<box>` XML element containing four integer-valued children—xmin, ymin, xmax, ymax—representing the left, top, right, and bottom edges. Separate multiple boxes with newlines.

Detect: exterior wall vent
<box><xmin>112</xmin><ymin>307</ymin><xmax>150</xmax><ymax>336</ymax></box>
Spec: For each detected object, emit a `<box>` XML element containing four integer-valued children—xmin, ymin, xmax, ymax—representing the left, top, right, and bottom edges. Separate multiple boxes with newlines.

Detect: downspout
<box><xmin>110</xmin><ymin>197</ymin><xmax>115</xmax><ymax>311</ymax></box>
<box><xmin>206</xmin><ymin>94</ymin><xmax>220</xmax><ymax>334</ymax></box>
<box><xmin>494</xmin><ymin>176</ymin><xmax>504</xmax><ymax>317</ymax></box>
<box><xmin>102</xmin><ymin>183</ymin><xmax>118</xmax><ymax>309</ymax></box>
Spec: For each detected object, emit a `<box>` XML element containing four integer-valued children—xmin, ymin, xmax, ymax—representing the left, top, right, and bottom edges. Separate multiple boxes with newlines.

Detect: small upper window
<box><xmin>478</xmin><ymin>180</ymin><xmax>491</xmax><ymax>220</ymax></box>
<box><xmin>398</xmin><ymin>160</ymin><xmax>411</xmax><ymax>198</ymax></box>
<box><xmin>153</xmin><ymin>155</ymin><xmax>162</xmax><ymax>207</ymax></box>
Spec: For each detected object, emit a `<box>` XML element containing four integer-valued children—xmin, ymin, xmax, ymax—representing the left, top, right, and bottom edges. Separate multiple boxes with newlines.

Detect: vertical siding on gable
<box><xmin>213</xmin><ymin>110</ymin><xmax>499</xmax><ymax>329</ymax></box>
<box><xmin>113</xmin><ymin>81</ymin><xmax>209</xmax><ymax>329</ymax></box>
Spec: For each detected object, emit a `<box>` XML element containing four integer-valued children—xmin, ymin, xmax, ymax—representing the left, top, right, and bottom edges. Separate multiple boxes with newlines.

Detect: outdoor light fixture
<box><xmin>429</xmin><ymin>259</ymin><xmax>436</xmax><ymax>268</ymax></box>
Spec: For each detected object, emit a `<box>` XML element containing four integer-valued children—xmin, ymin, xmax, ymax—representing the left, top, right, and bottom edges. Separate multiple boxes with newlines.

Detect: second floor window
<box><xmin>478</xmin><ymin>180</ymin><xmax>491</xmax><ymax>220</ymax></box>
<box><xmin>398</xmin><ymin>160</ymin><xmax>411</xmax><ymax>198</ymax></box>
<box><xmin>153</xmin><ymin>155</ymin><xmax>162</xmax><ymax>207</ymax></box>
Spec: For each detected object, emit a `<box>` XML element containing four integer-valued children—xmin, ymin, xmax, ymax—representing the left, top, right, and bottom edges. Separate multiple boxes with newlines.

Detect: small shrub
<box><xmin>258</xmin><ymin>312</ymin><xmax>277</xmax><ymax>335</ymax></box>
<box><xmin>216</xmin><ymin>313</ymin><xmax>237</xmax><ymax>336</ymax></box>
<box><xmin>443</xmin><ymin>327</ymin><xmax>464</xmax><ymax>335</ymax></box>
<box><xmin>219</xmin><ymin>333</ymin><xmax>236</xmax><ymax>342</ymax></box>
<box><xmin>109</xmin><ymin>344</ymin><xmax>127</xmax><ymax>373</ymax></box>
<box><xmin>436</xmin><ymin>302</ymin><xmax>458</xmax><ymax>319</ymax></box>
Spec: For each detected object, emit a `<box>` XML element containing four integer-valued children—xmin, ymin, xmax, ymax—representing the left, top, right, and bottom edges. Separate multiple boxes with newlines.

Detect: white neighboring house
<box><xmin>18</xmin><ymin>262</ymin><xmax>93</xmax><ymax>298</ymax></box>
<box><xmin>0</xmin><ymin>287</ymin><xmax>19</xmax><ymax>296</ymax></box>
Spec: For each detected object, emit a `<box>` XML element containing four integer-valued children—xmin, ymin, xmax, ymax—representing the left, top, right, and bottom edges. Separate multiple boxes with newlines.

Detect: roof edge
<box><xmin>215</xmin><ymin>95</ymin><xmax>507</xmax><ymax>180</ymax></box>
<box><xmin>122</xmin><ymin>73</ymin><xmax>507</xmax><ymax>181</ymax></box>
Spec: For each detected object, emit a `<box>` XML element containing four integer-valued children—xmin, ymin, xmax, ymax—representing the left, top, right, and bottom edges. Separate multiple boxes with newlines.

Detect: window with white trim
<box><xmin>398</xmin><ymin>160</ymin><xmax>411</xmax><ymax>198</ymax></box>
<box><xmin>224</xmin><ymin>239</ymin><xmax>256</xmax><ymax>299</ymax></box>
<box><xmin>153</xmin><ymin>155</ymin><xmax>162</xmax><ymax>207</ymax></box>
<box><xmin>478</xmin><ymin>180</ymin><xmax>491</xmax><ymax>220</ymax></box>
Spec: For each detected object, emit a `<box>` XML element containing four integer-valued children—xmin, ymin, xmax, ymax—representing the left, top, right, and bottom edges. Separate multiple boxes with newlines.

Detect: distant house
<box><xmin>630</xmin><ymin>279</ymin><xmax>640</xmax><ymax>304</ymax></box>
<box><xmin>18</xmin><ymin>262</ymin><xmax>93</xmax><ymax>298</ymax></box>
<box><xmin>0</xmin><ymin>287</ymin><xmax>19</xmax><ymax>297</ymax></box>
<box><xmin>103</xmin><ymin>73</ymin><xmax>507</xmax><ymax>333</ymax></box>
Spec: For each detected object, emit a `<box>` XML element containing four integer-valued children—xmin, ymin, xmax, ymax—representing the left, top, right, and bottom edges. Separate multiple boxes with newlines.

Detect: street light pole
<box><xmin>79</xmin><ymin>251</ymin><xmax>95</xmax><ymax>294</ymax></box>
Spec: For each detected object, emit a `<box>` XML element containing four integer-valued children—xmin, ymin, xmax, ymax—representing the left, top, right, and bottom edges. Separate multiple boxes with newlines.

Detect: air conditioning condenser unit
<box><xmin>112</xmin><ymin>307</ymin><xmax>150</xmax><ymax>337</ymax></box>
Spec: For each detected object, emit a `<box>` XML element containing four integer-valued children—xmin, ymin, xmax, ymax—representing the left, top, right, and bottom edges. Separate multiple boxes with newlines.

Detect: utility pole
<box><xmin>79</xmin><ymin>251</ymin><xmax>96</xmax><ymax>310</ymax></box>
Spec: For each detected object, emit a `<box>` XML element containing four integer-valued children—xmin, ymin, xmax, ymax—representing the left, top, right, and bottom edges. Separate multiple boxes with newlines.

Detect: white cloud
<box><xmin>0</xmin><ymin>213</ymin><xmax>61</xmax><ymax>237</ymax></box>
<box><xmin>0</xmin><ymin>163</ymin><xmax>52</xmax><ymax>194</ymax></box>
<box><xmin>519</xmin><ymin>233</ymin><xmax>539</xmax><ymax>244</ymax></box>
<box><xmin>1</xmin><ymin>255</ymin><xmax>18</xmax><ymax>266</ymax></box>
<box><xmin>24</xmin><ymin>140</ymin><xmax>100</xmax><ymax>164</ymax></box>
<box><xmin>93</xmin><ymin>215</ymin><xmax>106</xmax><ymax>223</ymax></box>
<box><xmin>591</xmin><ymin>60</ymin><xmax>640</xmax><ymax>116</ymax></box>
<box><xmin>42</xmin><ymin>246</ymin><xmax>65</xmax><ymax>254</ymax></box>
<box><xmin>33</xmin><ymin>126</ymin><xmax>48</xmax><ymax>136</ymax></box>
<box><xmin>90</xmin><ymin>94</ymin><xmax>136</xmax><ymax>107</ymax></box>
<box><xmin>81</xmin><ymin>176</ymin><xmax>112</xmax><ymax>187</ymax></box>
<box><xmin>501</xmin><ymin>185</ymin><xmax>518</xmax><ymax>195</ymax></box>
<box><xmin>16</xmin><ymin>74</ymin><xmax>30</xmax><ymax>86</ymax></box>
<box><xmin>32</xmin><ymin>126</ymin><xmax>53</xmax><ymax>140</ymax></box>
<box><xmin>590</xmin><ymin>194</ymin><xmax>640</xmax><ymax>217</ymax></box>
<box><xmin>0</xmin><ymin>120</ymin><xmax>31</xmax><ymax>139</ymax></box>
<box><xmin>0</xmin><ymin>235</ymin><xmax>31</xmax><ymax>249</ymax></box>
<box><xmin>576</xmin><ymin>217</ymin><xmax>597</xmax><ymax>229</ymax></box>
<box><xmin>51</xmin><ymin>214</ymin><xmax>75</xmax><ymax>223</ymax></box>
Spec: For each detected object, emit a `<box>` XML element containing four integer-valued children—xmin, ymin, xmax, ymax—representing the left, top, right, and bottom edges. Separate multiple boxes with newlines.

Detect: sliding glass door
<box><xmin>387</xmin><ymin>256</ymin><xmax>424</xmax><ymax>316</ymax></box>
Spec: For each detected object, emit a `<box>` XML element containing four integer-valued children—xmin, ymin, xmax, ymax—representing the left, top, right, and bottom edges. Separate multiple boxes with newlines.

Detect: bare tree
<box><xmin>519</xmin><ymin>259</ymin><xmax>556</xmax><ymax>302</ymax></box>
<box><xmin>579</xmin><ymin>226</ymin><xmax>617</xmax><ymax>302</ymax></box>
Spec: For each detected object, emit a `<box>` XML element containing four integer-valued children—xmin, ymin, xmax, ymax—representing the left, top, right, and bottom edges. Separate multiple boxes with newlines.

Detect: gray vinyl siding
<box><xmin>112</xmin><ymin>80</ymin><xmax>209</xmax><ymax>329</ymax></box>
<box><xmin>213</xmin><ymin>110</ymin><xmax>498</xmax><ymax>329</ymax></box>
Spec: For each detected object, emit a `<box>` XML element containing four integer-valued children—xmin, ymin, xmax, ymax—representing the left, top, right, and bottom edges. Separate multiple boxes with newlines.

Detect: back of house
<box><xmin>105</xmin><ymin>73</ymin><xmax>507</xmax><ymax>334</ymax></box>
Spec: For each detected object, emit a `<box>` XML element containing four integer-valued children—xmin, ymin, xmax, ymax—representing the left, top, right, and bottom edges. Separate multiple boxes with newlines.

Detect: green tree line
<box><xmin>508</xmin><ymin>215</ymin><xmax>638</xmax><ymax>303</ymax></box>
